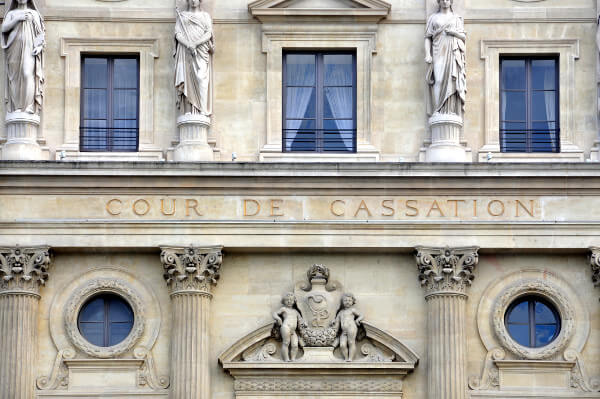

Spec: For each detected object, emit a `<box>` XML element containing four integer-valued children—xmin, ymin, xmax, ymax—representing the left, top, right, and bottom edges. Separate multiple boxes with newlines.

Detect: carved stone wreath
<box><xmin>64</xmin><ymin>279</ymin><xmax>145</xmax><ymax>358</ymax></box>
<box><xmin>492</xmin><ymin>279</ymin><xmax>574</xmax><ymax>360</ymax></box>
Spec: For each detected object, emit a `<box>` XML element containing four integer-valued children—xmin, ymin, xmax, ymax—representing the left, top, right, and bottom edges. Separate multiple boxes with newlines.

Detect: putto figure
<box><xmin>174</xmin><ymin>0</ymin><xmax>214</xmax><ymax>116</ymax></box>
<box><xmin>424</xmin><ymin>0</ymin><xmax>466</xmax><ymax>119</ymax></box>
<box><xmin>273</xmin><ymin>292</ymin><xmax>306</xmax><ymax>362</ymax></box>
<box><xmin>1</xmin><ymin>0</ymin><xmax>45</xmax><ymax>115</ymax></box>
<box><xmin>331</xmin><ymin>293</ymin><xmax>363</xmax><ymax>362</ymax></box>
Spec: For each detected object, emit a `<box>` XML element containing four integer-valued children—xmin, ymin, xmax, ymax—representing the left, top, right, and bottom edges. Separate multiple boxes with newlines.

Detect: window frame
<box><xmin>499</xmin><ymin>55</ymin><xmax>560</xmax><ymax>153</ymax></box>
<box><xmin>77</xmin><ymin>293</ymin><xmax>135</xmax><ymax>348</ymax></box>
<box><xmin>504</xmin><ymin>295</ymin><xmax>561</xmax><ymax>348</ymax></box>
<box><xmin>80</xmin><ymin>54</ymin><xmax>140</xmax><ymax>153</ymax></box>
<box><xmin>282</xmin><ymin>51</ymin><xmax>357</xmax><ymax>153</ymax></box>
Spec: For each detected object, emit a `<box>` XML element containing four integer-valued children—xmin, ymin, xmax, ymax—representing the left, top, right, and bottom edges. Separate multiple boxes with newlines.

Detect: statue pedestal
<box><xmin>425</xmin><ymin>113</ymin><xmax>467</xmax><ymax>162</ymax></box>
<box><xmin>300</xmin><ymin>347</ymin><xmax>338</xmax><ymax>362</ymax></box>
<box><xmin>174</xmin><ymin>114</ymin><xmax>214</xmax><ymax>162</ymax></box>
<box><xmin>2</xmin><ymin>112</ymin><xmax>46</xmax><ymax>160</ymax></box>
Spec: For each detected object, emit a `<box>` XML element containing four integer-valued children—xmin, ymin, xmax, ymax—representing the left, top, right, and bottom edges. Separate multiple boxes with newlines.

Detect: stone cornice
<box><xmin>160</xmin><ymin>246</ymin><xmax>223</xmax><ymax>296</ymax></box>
<box><xmin>0</xmin><ymin>246</ymin><xmax>52</xmax><ymax>295</ymax></box>
<box><xmin>589</xmin><ymin>247</ymin><xmax>600</xmax><ymax>289</ymax></box>
<box><xmin>414</xmin><ymin>246</ymin><xmax>479</xmax><ymax>297</ymax></box>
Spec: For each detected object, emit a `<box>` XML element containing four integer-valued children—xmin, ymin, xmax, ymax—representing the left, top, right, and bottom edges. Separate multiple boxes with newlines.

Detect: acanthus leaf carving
<box><xmin>0</xmin><ymin>246</ymin><xmax>52</xmax><ymax>294</ymax></box>
<box><xmin>160</xmin><ymin>246</ymin><xmax>223</xmax><ymax>295</ymax></box>
<box><xmin>589</xmin><ymin>247</ymin><xmax>600</xmax><ymax>289</ymax></box>
<box><xmin>414</xmin><ymin>246</ymin><xmax>479</xmax><ymax>296</ymax></box>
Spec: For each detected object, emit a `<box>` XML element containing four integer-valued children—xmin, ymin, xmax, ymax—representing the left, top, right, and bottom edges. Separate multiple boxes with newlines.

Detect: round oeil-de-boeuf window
<box><xmin>504</xmin><ymin>296</ymin><xmax>561</xmax><ymax>348</ymax></box>
<box><xmin>77</xmin><ymin>294</ymin><xmax>134</xmax><ymax>347</ymax></box>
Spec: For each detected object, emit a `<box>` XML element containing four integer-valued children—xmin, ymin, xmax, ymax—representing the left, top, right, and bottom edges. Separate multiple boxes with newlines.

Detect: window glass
<box><xmin>500</xmin><ymin>57</ymin><xmax>558</xmax><ymax>153</ymax></box>
<box><xmin>283</xmin><ymin>52</ymin><xmax>356</xmax><ymax>153</ymax></box>
<box><xmin>505</xmin><ymin>296</ymin><xmax>560</xmax><ymax>348</ymax></box>
<box><xmin>81</xmin><ymin>56</ymin><xmax>139</xmax><ymax>152</ymax></box>
<box><xmin>78</xmin><ymin>294</ymin><xmax>134</xmax><ymax>347</ymax></box>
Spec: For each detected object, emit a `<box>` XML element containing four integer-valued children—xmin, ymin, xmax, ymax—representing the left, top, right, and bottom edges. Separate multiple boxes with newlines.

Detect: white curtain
<box><xmin>324</xmin><ymin>63</ymin><xmax>353</xmax><ymax>150</ymax></box>
<box><xmin>286</xmin><ymin>57</ymin><xmax>315</xmax><ymax>150</ymax></box>
<box><xmin>543</xmin><ymin>66</ymin><xmax>556</xmax><ymax>151</ymax></box>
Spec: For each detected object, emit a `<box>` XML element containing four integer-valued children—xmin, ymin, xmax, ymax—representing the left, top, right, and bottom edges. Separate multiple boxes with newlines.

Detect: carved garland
<box><xmin>492</xmin><ymin>279</ymin><xmax>574</xmax><ymax>360</ymax></box>
<box><xmin>64</xmin><ymin>279</ymin><xmax>145</xmax><ymax>358</ymax></box>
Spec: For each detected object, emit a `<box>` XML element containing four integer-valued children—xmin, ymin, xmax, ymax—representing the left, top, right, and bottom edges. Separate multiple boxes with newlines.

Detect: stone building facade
<box><xmin>1</xmin><ymin>0</ymin><xmax>600</xmax><ymax>399</ymax></box>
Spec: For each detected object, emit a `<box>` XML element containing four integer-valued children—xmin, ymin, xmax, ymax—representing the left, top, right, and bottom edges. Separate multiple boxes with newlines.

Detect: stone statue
<box><xmin>273</xmin><ymin>292</ymin><xmax>306</xmax><ymax>362</ymax></box>
<box><xmin>1</xmin><ymin>0</ymin><xmax>45</xmax><ymax>115</ymax></box>
<box><xmin>174</xmin><ymin>0</ymin><xmax>214</xmax><ymax>116</ymax></box>
<box><xmin>424</xmin><ymin>0</ymin><xmax>466</xmax><ymax>119</ymax></box>
<box><xmin>331</xmin><ymin>293</ymin><xmax>363</xmax><ymax>362</ymax></box>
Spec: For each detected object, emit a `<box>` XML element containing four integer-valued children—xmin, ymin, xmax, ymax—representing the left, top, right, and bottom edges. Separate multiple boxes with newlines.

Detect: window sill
<box><xmin>55</xmin><ymin>149</ymin><xmax>164</xmax><ymax>162</ymax></box>
<box><xmin>477</xmin><ymin>145</ymin><xmax>584</xmax><ymax>162</ymax></box>
<box><xmin>259</xmin><ymin>152</ymin><xmax>379</xmax><ymax>163</ymax></box>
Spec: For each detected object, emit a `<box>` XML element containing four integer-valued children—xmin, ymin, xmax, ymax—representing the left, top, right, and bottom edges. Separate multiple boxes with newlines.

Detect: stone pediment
<box><xmin>248</xmin><ymin>0</ymin><xmax>391</xmax><ymax>23</ymax></box>
<box><xmin>218</xmin><ymin>265</ymin><xmax>418</xmax><ymax>397</ymax></box>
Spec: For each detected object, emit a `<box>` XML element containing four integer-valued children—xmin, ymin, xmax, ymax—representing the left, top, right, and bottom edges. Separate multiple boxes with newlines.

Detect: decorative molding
<box><xmin>248</xmin><ymin>0</ymin><xmax>391</xmax><ymax>23</ymax></box>
<box><xmin>64</xmin><ymin>278</ymin><xmax>146</xmax><ymax>358</ymax></box>
<box><xmin>492</xmin><ymin>279</ymin><xmax>574</xmax><ymax>360</ymax></box>
<box><xmin>134</xmin><ymin>347</ymin><xmax>170</xmax><ymax>390</ymax></box>
<box><xmin>478</xmin><ymin>39</ymin><xmax>583</xmax><ymax>162</ymax></box>
<box><xmin>234</xmin><ymin>376</ymin><xmax>403</xmax><ymax>393</ymax></box>
<box><xmin>37</xmin><ymin>349</ymin><xmax>75</xmax><ymax>390</ymax></box>
<box><xmin>160</xmin><ymin>246</ymin><xmax>223</xmax><ymax>296</ymax></box>
<box><xmin>58</xmin><ymin>37</ymin><xmax>162</xmax><ymax>161</ymax></box>
<box><xmin>565</xmin><ymin>349</ymin><xmax>600</xmax><ymax>392</ymax></box>
<box><xmin>414</xmin><ymin>246</ymin><xmax>479</xmax><ymax>296</ymax></box>
<box><xmin>468</xmin><ymin>348</ymin><xmax>505</xmax><ymax>390</ymax></box>
<box><xmin>0</xmin><ymin>246</ymin><xmax>51</xmax><ymax>295</ymax></box>
<box><xmin>589</xmin><ymin>247</ymin><xmax>600</xmax><ymax>289</ymax></box>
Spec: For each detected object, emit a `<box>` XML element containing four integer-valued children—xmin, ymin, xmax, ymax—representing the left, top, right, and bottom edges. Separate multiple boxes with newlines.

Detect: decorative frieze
<box><xmin>161</xmin><ymin>246</ymin><xmax>222</xmax><ymax>296</ymax></box>
<box><xmin>415</xmin><ymin>246</ymin><xmax>479</xmax><ymax>297</ymax></box>
<box><xmin>0</xmin><ymin>245</ymin><xmax>51</xmax><ymax>295</ymax></box>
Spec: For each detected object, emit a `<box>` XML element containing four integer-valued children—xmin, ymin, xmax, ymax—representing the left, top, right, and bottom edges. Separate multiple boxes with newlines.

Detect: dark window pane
<box><xmin>531</xmin><ymin>59</ymin><xmax>556</xmax><ymax>90</ymax></box>
<box><xmin>535</xmin><ymin>324</ymin><xmax>558</xmax><ymax>347</ymax></box>
<box><xmin>501</xmin><ymin>59</ymin><xmax>526</xmax><ymax>90</ymax></box>
<box><xmin>288</xmin><ymin>131</ymin><xmax>316</xmax><ymax>152</ymax></box>
<box><xmin>532</xmin><ymin>91</ymin><xmax>556</xmax><ymax>122</ymax></box>
<box><xmin>113</xmin><ymin>59</ymin><xmax>138</xmax><ymax>89</ymax></box>
<box><xmin>324</xmin><ymin>54</ymin><xmax>353</xmax><ymax>86</ymax></box>
<box><xmin>109</xmin><ymin>298</ymin><xmax>134</xmax><ymax>323</ymax></box>
<box><xmin>501</xmin><ymin>91</ymin><xmax>526</xmax><ymax>121</ymax></box>
<box><xmin>109</xmin><ymin>322</ymin><xmax>134</xmax><ymax>346</ymax></box>
<box><xmin>286</xmin><ymin>54</ymin><xmax>316</xmax><ymax>86</ymax></box>
<box><xmin>84</xmin><ymin>58</ymin><xmax>108</xmax><ymax>88</ymax></box>
<box><xmin>113</xmin><ymin>89</ymin><xmax>138</xmax><ymax>119</ymax></box>
<box><xmin>506</xmin><ymin>301</ymin><xmax>529</xmax><ymax>324</ymax></box>
<box><xmin>324</xmin><ymin>87</ymin><xmax>353</xmax><ymax>119</ymax></box>
<box><xmin>83</xmin><ymin>89</ymin><xmax>107</xmax><ymax>119</ymax></box>
<box><xmin>531</xmin><ymin>131</ymin><xmax>558</xmax><ymax>152</ymax></box>
<box><xmin>79</xmin><ymin>297</ymin><xmax>104</xmax><ymax>322</ymax></box>
<box><xmin>79</xmin><ymin>323</ymin><xmax>104</xmax><ymax>347</ymax></box>
<box><xmin>507</xmin><ymin>324</ymin><xmax>530</xmax><ymax>347</ymax></box>
<box><xmin>534</xmin><ymin>301</ymin><xmax>557</xmax><ymax>324</ymax></box>
<box><xmin>285</xmin><ymin>88</ymin><xmax>315</xmax><ymax>119</ymax></box>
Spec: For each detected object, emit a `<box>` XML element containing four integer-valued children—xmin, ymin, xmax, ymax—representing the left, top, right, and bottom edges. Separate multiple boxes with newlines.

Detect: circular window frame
<box><xmin>492</xmin><ymin>279</ymin><xmax>574</xmax><ymax>360</ymax></box>
<box><xmin>65</xmin><ymin>279</ymin><xmax>145</xmax><ymax>358</ymax></box>
<box><xmin>503</xmin><ymin>295</ymin><xmax>561</xmax><ymax>348</ymax></box>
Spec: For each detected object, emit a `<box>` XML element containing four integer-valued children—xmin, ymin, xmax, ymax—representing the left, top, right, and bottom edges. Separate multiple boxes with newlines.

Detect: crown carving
<box><xmin>414</xmin><ymin>246</ymin><xmax>479</xmax><ymax>297</ymax></box>
<box><xmin>160</xmin><ymin>246</ymin><xmax>223</xmax><ymax>295</ymax></box>
<box><xmin>0</xmin><ymin>246</ymin><xmax>52</xmax><ymax>294</ymax></box>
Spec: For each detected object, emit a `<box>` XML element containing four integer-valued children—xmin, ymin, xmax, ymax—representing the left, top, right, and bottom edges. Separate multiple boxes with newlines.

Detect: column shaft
<box><xmin>427</xmin><ymin>294</ymin><xmax>467</xmax><ymax>399</ymax></box>
<box><xmin>170</xmin><ymin>292</ymin><xmax>211</xmax><ymax>399</ymax></box>
<box><xmin>0</xmin><ymin>293</ymin><xmax>39</xmax><ymax>399</ymax></box>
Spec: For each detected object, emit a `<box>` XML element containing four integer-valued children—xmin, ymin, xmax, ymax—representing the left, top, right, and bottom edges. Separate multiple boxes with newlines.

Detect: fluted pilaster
<box><xmin>0</xmin><ymin>246</ymin><xmax>52</xmax><ymax>399</ymax></box>
<box><xmin>161</xmin><ymin>246</ymin><xmax>222</xmax><ymax>399</ymax></box>
<box><xmin>415</xmin><ymin>246</ymin><xmax>479</xmax><ymax>399</ymax></box>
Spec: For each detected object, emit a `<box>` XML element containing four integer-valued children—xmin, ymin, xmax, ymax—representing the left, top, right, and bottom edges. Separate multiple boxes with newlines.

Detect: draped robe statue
<box><xmin>425</xmin><ymin>0</ymin><xmax>466</xmax><ymax>119</ymax></box>
<box><xmin>1</xmin><ymin>0</ymin><xmax>45</xmax><ymax>115</ymax></box>
<box><xmin>174</xmin><ymin>0</ymin><xmax>214</xmax><ymax>117</ymax></box>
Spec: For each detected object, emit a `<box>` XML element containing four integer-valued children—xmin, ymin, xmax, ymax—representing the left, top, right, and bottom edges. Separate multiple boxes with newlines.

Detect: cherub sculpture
<box><xmin>331</xmin><ymin>293</ymin><xmax>363</xmax><ymax>362</ymax></box>
<box><xmin>273</xmin><ymin>292</ymin><xmax>306</xmax><ymax>362</ymax></box>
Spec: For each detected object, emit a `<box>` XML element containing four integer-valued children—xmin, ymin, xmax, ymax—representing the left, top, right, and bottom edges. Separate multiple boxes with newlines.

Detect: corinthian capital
<box><xmin>415</xmin><ymin>246</ymin><xmax>479</xmax><ymax>297</ymax></box>
<box><xmin>160</xmin><ymin>246</ymin><xmax>223</xmax><ymax>296</ymax></box>
<box><xmin>0</xmin><ymin>246</ymin><xmax>52</xmax><ymax>295</ymax></box>
<box><xmin>589</xmin><ymin>247</ymin><xmax>600</xmax><ymax>288</ymax></box>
